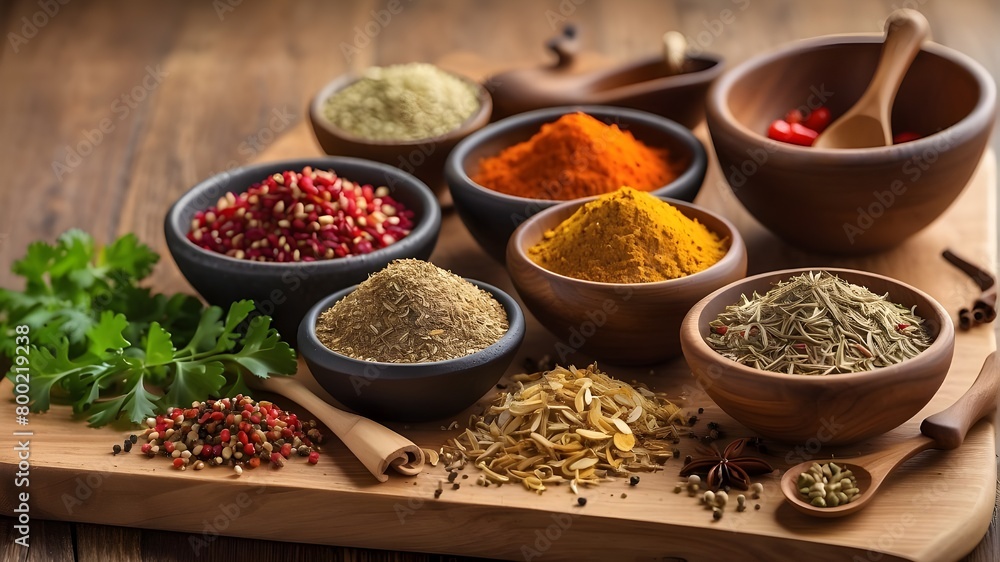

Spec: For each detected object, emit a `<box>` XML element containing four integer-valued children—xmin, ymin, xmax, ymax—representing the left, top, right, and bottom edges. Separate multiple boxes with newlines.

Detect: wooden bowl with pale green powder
<box><xmin>309</xmin><ymin>63</ymin><xmax>493</xmax><ymax>192</ymax></box>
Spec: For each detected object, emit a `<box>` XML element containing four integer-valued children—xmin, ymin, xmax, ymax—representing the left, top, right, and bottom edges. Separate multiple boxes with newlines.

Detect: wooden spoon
<box><xmin>813</xmin><ymin>9</ymin><xmax>930</xmax><ymax>149</ymax></box>
<box><xmin>252</xmin><ymin>375</ymin><xmax>425</xmax><ymax>482</ymax></box>
<box><xmin>781</xmin><ymin>351</ymin><xmax>999</xmax><ymax>517</ymax></box>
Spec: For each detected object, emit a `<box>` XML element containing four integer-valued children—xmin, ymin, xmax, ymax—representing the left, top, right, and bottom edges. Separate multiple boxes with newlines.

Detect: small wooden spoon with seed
<box><xmin>781</xmin><ymin>351</ymin><xmax>998</xmax><ymax>517</ymax></box>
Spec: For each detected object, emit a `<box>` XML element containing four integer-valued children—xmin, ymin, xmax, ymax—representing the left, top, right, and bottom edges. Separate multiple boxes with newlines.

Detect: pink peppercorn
<box><xmin>308</xmin><ymin>452</ymin><xmax>320</xmax><ymax>464</ymax></box>
<box><xmin>187</xmin><ymin>167</ymin><xmax>415</xmax><ymax>263</ymax></box>
<box><xmin>138</xmin><ymin>395</ymin><xmax>321</xmax><ymax>473</ymax></box>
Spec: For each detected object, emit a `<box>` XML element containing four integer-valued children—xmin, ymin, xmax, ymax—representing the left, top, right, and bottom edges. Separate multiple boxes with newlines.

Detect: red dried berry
<box><xmin>186</xmin><ymin>167</ymin><xmax>415</xmax><ymax>263</ymax></box>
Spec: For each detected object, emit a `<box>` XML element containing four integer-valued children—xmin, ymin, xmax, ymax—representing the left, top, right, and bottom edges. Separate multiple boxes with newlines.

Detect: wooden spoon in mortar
<box><xmin>252</xmin><ymin>375</ymin><xmax>425</xmax><ymax>482</ymax></box>
<box><xmin>781</xmin><ymin>351</ymin><xmax>998</xmax><ymax>517</ymax></box>
<box><xmin>813</xmin><ymin>9</ymin><xmax>930</xmax><ymax>148</ymax></box>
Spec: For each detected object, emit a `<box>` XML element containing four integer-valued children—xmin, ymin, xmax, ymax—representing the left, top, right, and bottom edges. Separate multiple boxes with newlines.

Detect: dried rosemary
<box><xmin>706</xmin><ymin>271</ymin><xmax>931</xmax><ymax>375</ymax></box>
<box><xmin>316</xmin><ymin>259</ymin><xmax>508</xmax><ymax>363</ymax></box>
<box><xmin>439</xmin><ymin>364</ymin><xmax>684</xmax><ymax>493</ymax></box>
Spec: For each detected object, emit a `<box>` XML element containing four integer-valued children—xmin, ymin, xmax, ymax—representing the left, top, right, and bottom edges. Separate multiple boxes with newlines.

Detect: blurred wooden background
<box><xmin>0</xmin><ymin>1</ymin><xmax>997</xmax><ymax>560</ymax></box>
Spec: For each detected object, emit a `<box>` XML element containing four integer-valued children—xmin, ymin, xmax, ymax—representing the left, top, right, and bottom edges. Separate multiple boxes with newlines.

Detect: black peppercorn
<box><xmin>129</xmin><ymin>434</ymin><xmax>138</xmax><ymax>444</ymax></box>
<box><xmin>123</xmin><ymin>440</ymin><xmax>132</xmax><ymax>453</ymax></box>
<box><xmin>577</xmin><ymin>497</ymin><xmax>587</xmax><ymax>507</ymax></box>
<box><xmin>629</xmin><ymin>476</ymin><xmax>640</xmax><ymax>486</ymax></box>
<box><xmin>112</xmin><ymin>444</ymin><xmax>121</xmax><ymax>455</ymax></box>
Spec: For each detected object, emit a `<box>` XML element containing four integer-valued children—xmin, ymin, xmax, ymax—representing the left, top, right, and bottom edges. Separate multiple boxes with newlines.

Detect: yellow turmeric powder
<box><xmin>473</xmin><ymin>112</ymin><xmax>677</xmax><ymax>200</ymax></box>
<box><xmin>528</xmin><ymin>187</ymin><xmax>727</xmax><ymax>283</ymax></box>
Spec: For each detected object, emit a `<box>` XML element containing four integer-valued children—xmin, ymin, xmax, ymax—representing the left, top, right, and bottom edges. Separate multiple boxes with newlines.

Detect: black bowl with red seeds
<box><xmin>165</xmin><ymin>157</ymin><xmax>441</xmax><ymax>345</ymax></box>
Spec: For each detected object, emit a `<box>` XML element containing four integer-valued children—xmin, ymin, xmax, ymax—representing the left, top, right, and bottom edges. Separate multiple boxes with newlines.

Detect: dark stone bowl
<box><xmin>164</xmin><ymin>157</ymin><xmax>441</xmax><ymax>346</ymax></box>
<box><xmin>297</xmin><ymin>280</ymin><xmax>525</xmax><ymax>422</ymax></box>
<box><xmin>445</xmin><ymin>105</ymin><xmax>707</xmax><ymax>262</ymax></box>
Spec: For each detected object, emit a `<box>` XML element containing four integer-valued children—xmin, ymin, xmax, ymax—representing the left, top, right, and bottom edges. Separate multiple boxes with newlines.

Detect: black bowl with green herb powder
<box><xmin>297</xmin><ymin>259</ymin><xmax>525</xmax><ymax>421</ymax></box>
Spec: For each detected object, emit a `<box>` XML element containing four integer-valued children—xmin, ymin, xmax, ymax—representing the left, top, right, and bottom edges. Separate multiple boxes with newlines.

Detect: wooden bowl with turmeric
<box><xmin>447</xmin><ymin>106</ymin><xmax>707</xmax><ymax>262</ymax></box>
<box><xmin>506</xmin><ymin>190</ymin><xmax>746</xmax><ymax>365</ymax></box>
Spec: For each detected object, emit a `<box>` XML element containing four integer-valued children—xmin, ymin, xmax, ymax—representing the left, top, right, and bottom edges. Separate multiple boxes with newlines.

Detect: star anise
<box><xmin>679</xmin><ymin>438</ymin><xmax>774</xmax><ymax>490</ymax></box>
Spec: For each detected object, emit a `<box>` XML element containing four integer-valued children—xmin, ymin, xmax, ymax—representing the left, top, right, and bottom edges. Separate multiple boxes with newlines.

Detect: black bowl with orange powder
<box><xmin>445</xmin><ymin>106</ymin><xmax>707</xmax><ymax>262</ymax></box>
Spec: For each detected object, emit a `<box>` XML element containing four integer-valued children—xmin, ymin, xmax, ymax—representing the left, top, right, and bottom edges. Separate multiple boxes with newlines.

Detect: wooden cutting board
<box><xmin>0</xmin><ymin>56</ymin><xmax>996</xmax><ymax>560</ymax></box>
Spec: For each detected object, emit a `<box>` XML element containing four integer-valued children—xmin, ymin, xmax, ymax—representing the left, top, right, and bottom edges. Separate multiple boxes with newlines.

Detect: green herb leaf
<box><xmin>165</xmin><ymin>362</ymin><xmax>226</xmax><ymax>409</ymax></box>
<box><xmin>88</xmin><ymin>311</ymin><xmax>131</xmax><ymax>356</ymax></box>
<box><xmin>216</xmin><ymin>300</ymin><xmax>256</xmax><ymax>352</ymax></box>
<box><xmin>225</xmin><ymin>315</ymin><xmax>297</xmax><ymax>379</ymax></box>
<box><xmin>99</xmin><ymin>232</ymin><xmax>159</xmax><ymax>279</ymax></box>
<box><xmin>120</xmin><ymin>371</ymin><xmax>163</xmax><ymax>425</ymax></box>
<box><xmin>179</xmin><ymin>305</ymin><xmax>225</xmax><ymax>355</ymax></box>
<box><xmin>144</xmin><ymin>322</ymin><xmax>174</xmax><ymax>366</ymax></box>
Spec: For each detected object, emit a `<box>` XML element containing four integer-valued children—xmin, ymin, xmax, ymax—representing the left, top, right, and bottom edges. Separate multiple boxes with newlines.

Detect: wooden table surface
<box><xmin>0</xmin><ymin>1</ymin><xmax>997</xmax><ymax>561</ymax></box>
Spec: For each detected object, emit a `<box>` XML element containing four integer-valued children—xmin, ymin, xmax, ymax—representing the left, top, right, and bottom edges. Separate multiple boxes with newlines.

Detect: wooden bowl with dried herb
<box><xmin>308</xmin><ymin>63</ymin><xmax>493</xmax><ymax>192</ymax></box>
<box><xmin>506</xmin><ymin>189</ymin><xmax>746</xmax><ymax>365</ymax></box>
<box><xmin>679</xmin><ymin>268</ymin><xmax>955</xmax><ymax>445</ymax></box>
<box><xmin>296</xmin><ymin>260</ymin><xmax>525</xmax><ymax>422</ymax></box>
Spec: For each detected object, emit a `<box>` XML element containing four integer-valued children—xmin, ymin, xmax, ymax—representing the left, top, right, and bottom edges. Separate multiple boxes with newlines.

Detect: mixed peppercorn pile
<box><xmin>133</xmin><ymin>395</ymin><xmax>323</xmax><ymax>473</ymax></box>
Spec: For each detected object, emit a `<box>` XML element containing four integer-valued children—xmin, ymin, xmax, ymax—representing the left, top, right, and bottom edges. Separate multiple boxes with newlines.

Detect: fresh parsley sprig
<box><xmin>0</xmin><ymin>229</ymin><xmax>203</xmax><ymax>357</ymax></box>
<box><xmin>1</xmin><ymin>231</ymin><xmax>297</xmax><ymax>426</ymax></box>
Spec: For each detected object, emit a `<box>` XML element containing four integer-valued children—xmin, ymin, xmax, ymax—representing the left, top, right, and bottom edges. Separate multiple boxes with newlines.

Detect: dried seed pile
<box><xmin>674</xmin><ymin>476</ymin><xmax>764</xmax><ymax>521</ymax></box>
<box><xmin>706</xmin><ymin>271</ymin><xmax>932</xmax><ymax>374</ymax></box>
<box><xmin>316</xmin><ymin>259</ymin><xmax>508</xmax><ymax>363</ymax></box>
<box><xmin>796</xmin><ymin>462</ymin><xmax>861</xmax><ymax>507</ymax></box>
<box><xmin>440</xmin><ymin>364</ymin><xmax>683</xmax><ymax>493</ymax></box>
<box><xmin>323</xmin><ymin>63</ymin><xmax>480</xmax><ymax>141</ymax></box>
<box><xmin>187</xmin><ymin>167</ymin><xmax>414</xmax><ymax>262</ymax></box>
<box><xmin>138</xmin><ymin>396</ymin><xmax>323</xmax><ymax>473</ymax></box>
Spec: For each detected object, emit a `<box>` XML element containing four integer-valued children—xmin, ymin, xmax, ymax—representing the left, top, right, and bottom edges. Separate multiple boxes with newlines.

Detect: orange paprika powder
<box><xmin>472</xmin><ymin>112</ymin><xmax>677</xmax><ymax>200</ymax></box>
